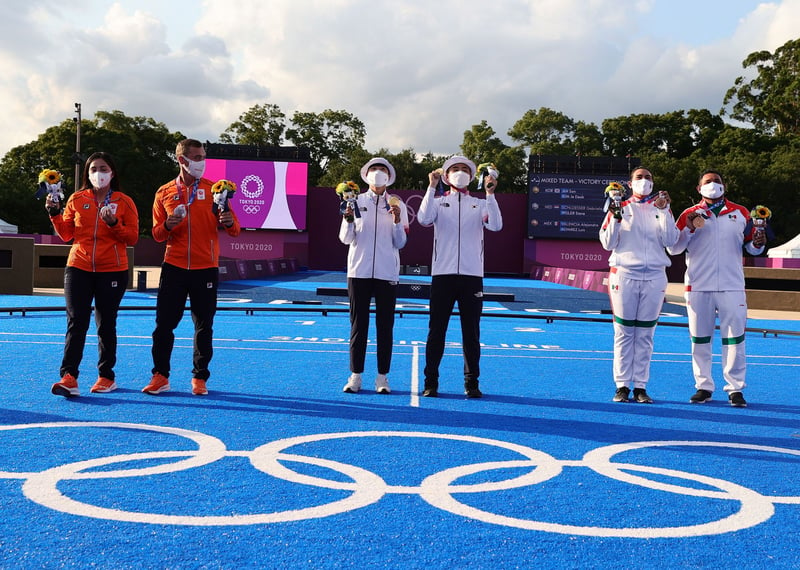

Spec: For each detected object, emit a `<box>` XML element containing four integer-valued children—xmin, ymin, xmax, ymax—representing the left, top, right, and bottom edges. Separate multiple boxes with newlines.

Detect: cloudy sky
<box><xmin>1</xmin><ymin>0</ymin><xmax>798</xmax><ymax>159</ymax></box>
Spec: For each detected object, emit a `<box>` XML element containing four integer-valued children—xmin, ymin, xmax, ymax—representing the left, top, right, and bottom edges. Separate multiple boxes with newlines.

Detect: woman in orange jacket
<box><xmin>47</xmin><ymin>152</ymin><xmax>139</xmax><ymax>397</ymax></box>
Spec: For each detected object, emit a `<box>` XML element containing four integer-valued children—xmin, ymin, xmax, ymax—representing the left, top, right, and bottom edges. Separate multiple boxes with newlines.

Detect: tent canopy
<box><xmin>767</xmin><ymin>233</ymin><xmax>800</xmax><ymax>258</ymax></box>
<box><xmin>0</xmin><ymin>217</ymin><xmax>18</xmax><ymax>234</ymax></box>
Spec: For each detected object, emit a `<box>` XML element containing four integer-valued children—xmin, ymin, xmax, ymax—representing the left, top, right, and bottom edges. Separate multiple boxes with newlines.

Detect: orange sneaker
<box><xmin>51</xmin><ymin>373</ymin><xmax>79</xmax><ymax>397</ymax></box>
<box><xmin>142</xmin><ymin>373</ymin><xmax>170</xmax><ymax>395</ymax></box>
<box><xmin>191</xmin><ymin>378</ymin><xmax>208</xmax><ymax>396</ymax></box>
<box><xmin>90</xmin><ymin>377</ymin><xmax>117</xmax><ymax>393</ymax></box>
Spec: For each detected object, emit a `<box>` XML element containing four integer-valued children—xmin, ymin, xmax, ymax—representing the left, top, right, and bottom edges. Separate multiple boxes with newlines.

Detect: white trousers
<box><xmin>608</xmin><ymin>271</ymin><xmax>667</xmax><ymax>389</ymax></box>
<box><xmin>685</xmin><ymin>290</ymin><xmax>748</xmax><ymax>394</ymax></box>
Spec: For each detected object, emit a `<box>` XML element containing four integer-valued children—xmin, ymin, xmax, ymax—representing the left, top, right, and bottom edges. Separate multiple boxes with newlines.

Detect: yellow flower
<box><xmin>604</xmin><ymin>182</ymin><xmax>625</xmax><ymax>196</ymax></box>
<box><xmin>476</xmin><ymin>162</ymin><xmax>499</xmax><ymax>179</ymax></box>
<box><xmin>750</xmin><ymin>205</ymin><xmax>772</xmax><ymax>219</ymax></box>
<box><xmin>335</xmin><ymin>181</ymin><xmax>360</xmax><ymax>197</ymax></box>
<box><xmin>211</xmin><ymin>179</ymin><xmax>237</xmax><ymax>194</ymax></box>
<box><xmin>38</xmin><ymin>169</ymin><xmax>61</xmax><ymax>184</ymax></box>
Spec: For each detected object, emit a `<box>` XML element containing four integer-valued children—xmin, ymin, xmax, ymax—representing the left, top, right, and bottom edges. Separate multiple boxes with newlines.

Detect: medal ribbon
<box><xmin>175</xmin><ymin>176</ymin><xmax>199</xmax><ymax>206</ymax></box>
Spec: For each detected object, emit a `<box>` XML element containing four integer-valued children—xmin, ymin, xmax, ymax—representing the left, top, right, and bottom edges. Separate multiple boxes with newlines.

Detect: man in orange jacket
<box><xmin>143</xmin><ymin>138</ymin><xmax>240</xmax><ymax>396</ymax></box>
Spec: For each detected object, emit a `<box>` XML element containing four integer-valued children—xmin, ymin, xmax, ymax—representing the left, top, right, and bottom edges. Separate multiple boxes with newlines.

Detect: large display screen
<box><xmin>527</xmin><ymin>173</ymin><xmax>628</xmax><ymax>239</ymax></box>
<box><xmin>205</xmin><ymin>158</ymin><xmax>308</xmax><ymax>231</ymax></box>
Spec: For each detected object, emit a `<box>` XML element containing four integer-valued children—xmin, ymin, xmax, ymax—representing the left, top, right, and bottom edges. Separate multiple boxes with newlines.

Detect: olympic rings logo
<box><xmin>2</xmin><ymin>422</ymin><xmax>798</xmax><ymax>535</ymax></box>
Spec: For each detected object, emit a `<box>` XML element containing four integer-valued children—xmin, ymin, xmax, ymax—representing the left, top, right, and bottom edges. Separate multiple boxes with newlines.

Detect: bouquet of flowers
<box><xmin>211</xmin><ymin>179</ymin><xmax>237</xmax><ymax>214</ymax></box>
<box><xmin>750</xmin><ymin>205</ymin><xmax>772</xmax><ymax>221</ymax></box>
<box><xmin>604</xmin><ymin>182</ymin><xmax>627</xmax><ymax>220</ymax></box>
<box><xmin>336</xmin><ymin>181</ymin><xmax>361</xmax><ymax>222</ymax></box>
<box><xmin>475</xmin><ymin>162</ymin><xmax>499</xmax><ymax>191</ymax></box>
<box><xmin>750</xmin><ymin>204</ymin><xmax>772</xmax><ymax>238</ymax></box>
<box><xmin>35</xmin><ymin>168</ymin><xmax>65</xmax><ymax>204</ymax></box>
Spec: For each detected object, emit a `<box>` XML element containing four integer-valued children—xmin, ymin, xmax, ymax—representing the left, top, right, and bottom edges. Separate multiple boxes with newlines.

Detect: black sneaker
<box><xmin>612</xmin><ymin>386</ymin><xmax>630</xmax><ymax>402</ymax></box>
<box><xmin>690</xmin><ymin>389</ymin><xmax>712</xmax><ymax>404</ymax></box>
<box><xmin>633</xmin><ymin>388</ymin><xmax>653</xmax><ymax>403</ymax></box>
<box><xmin>729</xmin><ymin>392</ymin><xmax>747</xmax><ymax>408</ymax></box>
<box><xmin>422</xmin><ymin>380</ymin><xmax>438</xmax><ymax>398</ymax></box>
<box><xmin>465</xmin><ymin>387</ymin><xmax>483</xmax><ymax>399</ymax></box>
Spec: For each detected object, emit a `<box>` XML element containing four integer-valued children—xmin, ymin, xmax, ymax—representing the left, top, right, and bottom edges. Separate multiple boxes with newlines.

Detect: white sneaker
<box><xmin>375</xmin><ymin>374</ymin><xmax>391</xmax><ymax>394</ymax></box>
<box><xmin>343</xmin><ymin>373</ymin><xmax>362</xmax><ymax>393</ymax></box>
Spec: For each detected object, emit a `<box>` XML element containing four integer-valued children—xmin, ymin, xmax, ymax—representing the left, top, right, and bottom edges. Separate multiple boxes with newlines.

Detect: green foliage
<box><xmin>507</xmin><ymin>107</ymin><xmax>576</xmax><ymax>155</ymax></box>
<box><xmin>722</xmin><ymin>38</ymin><xmax>800</xmax><ymax>135</ymax></box>
<box><xmin>285</xmin><ymin>109</ymin><xmax>366</xmax><ymax>184</ymax></box>
<box><xmin>602</xmin><ymin>110</ymin><xmax>726</xmax><ymax>158</ymax></box>
<box><xmin>319</xmin><ymin>148</ymin><xmax>443</xmax><ymax>192</ymax></box>
<box><xmin>219</xmin><ymin>103</ymin><xmax>286</xmax><ymax>146</ymax></box>
<box><xmin>0</xmin><ymin>110</ymin><xmax>183</xmax><ymax>235</ymax></box>
<box><xmin>459</xmin><ymin>121</ymin><xmax>527</xmax><ymax>193</ymax></box>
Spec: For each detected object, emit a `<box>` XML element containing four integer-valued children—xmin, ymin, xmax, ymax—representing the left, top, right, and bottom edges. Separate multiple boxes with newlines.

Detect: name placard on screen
<box><xmin>528</xmin><ymin>173</ymin><xmax>628</xmax><ymax>239</ymax></box>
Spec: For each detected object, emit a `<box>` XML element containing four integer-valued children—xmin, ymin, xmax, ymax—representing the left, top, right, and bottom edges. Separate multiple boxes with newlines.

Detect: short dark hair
<box><xmin>629</xmin><ymin>167</ymin><xmax>652</xmax><ymax>180</ymax></box>
<box><xmin>698</xmin><ymin>169</ymin><xmax>723</xmax><ymax>184</ymax></box>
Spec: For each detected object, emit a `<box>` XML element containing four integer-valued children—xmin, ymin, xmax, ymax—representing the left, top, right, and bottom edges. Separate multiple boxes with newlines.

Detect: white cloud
<box><xmin>0</xmin><ymin>0</ymin><xmax>797</xmax><ymax>159</ymax></box>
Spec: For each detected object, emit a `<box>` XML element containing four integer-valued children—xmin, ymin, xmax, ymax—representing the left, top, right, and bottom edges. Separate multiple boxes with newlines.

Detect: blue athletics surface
<box><xmin>1</xmin><ymin>271</ymin><xmax>799</xmax><ymax>569</ymax></box>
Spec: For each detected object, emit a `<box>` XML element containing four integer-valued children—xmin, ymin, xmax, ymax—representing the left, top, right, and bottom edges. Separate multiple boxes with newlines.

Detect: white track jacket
<box><xmin>668</xmin><ymin>200</ymin><xmax>764</xmax><ymax>291</ymax></box>
<box><xmin>417</xmin><ymin>188</ymin><xmax>503</xmax><ymax>277</ymax></box>
<box><xmin>339</xmin><ymin>190</ymin><xmax>409</xmax><ymax>281</ymax></box>
<box><xmin>599</xmin><ymin>196</ymin><xmax>679</xmax><ymax>279</ymax></box>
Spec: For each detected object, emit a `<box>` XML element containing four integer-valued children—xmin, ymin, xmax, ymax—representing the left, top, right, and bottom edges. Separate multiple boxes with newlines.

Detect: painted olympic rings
<box><xmin>1</xmin><ymin>422</ymin><xmax>798</xmax><ymax>537</ymax></box>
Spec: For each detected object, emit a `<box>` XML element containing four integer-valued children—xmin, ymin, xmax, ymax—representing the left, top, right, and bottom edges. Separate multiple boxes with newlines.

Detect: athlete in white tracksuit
<box><xmin>339</xmin><ymin>158</ymin><xmax>409</xmax><ymax>394</ymax></box>
<box><xmin>599</xmin><ymin>168</ymin><xmax>679</xmax><ymax>403</ymax></box>
<box><xmin>667</xmin><ymin>169</ymin><xmax>765</xmax><ymax>407</ymax></box>
<box><xmin>417</xmin><ymin>156</ymin><xmax>502</xmax><ymax>398</ymax></box>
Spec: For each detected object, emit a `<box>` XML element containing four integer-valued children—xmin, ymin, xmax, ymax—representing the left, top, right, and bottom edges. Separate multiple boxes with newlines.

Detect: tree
<box><xmin>602</xmin><ymin>111</ymin><xmax>723</xmax><ymax>159</ymax></box>
<box><xmin>460</xmin><ymin>121</ymin><xmax>527</xmax><ymax>193</ymax></box>
<box><xmin>219</xmin><ymin>103</ymin><xmax>286</xmax><ymax>147</ymax></box>
<box><xmin>319</xmin><ymin>148</ymin><xmax>442</xmax><ymax>191</ymax></box>
<box><xmin>572</xmin><ymin>121</ymin><xmax>605</xmax><ymax>156</ymax></box>
<box><xmin>507</xmin><ymin>107</ymin><xmax>576</xmax><ymax>155</ymax></box>
<box><xmin>684</xmin><ymin>109</ymin><xmax>726</xmax><ymax>154</ymax></box>
<box><xmin>0</xmin><ymin>110</ymin><xmax>183</xmax><ymax>235</ymax></box>
<box><xmin>722</xmin><ymin>38</ymin><xmax>800</xmax><ymax>136</ymax></box>
<box><xmin>285</xmin><ymin>109</ymin><xmax>366</xmax><ymax>184</ymax></box>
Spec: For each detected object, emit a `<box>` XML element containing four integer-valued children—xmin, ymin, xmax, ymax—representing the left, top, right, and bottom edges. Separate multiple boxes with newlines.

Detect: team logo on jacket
<box><xmin>83</xmin><ymin>204</ymin><xmax>90</xmax><ymax>209</ymax></box>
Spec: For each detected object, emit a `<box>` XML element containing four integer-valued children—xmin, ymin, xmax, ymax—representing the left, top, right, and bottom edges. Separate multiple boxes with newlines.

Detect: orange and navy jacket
<box><xmin>152</xmin><ymin>177</ymin><xmax>241</xmax><ymax>270</ymax></box>
<box><xmin>51</xmin><ymin>189</ymin><xmax>139</xmax><ymax>272</ymax></box>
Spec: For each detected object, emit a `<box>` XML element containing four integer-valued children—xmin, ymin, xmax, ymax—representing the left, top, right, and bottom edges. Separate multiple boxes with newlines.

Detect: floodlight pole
<box><xmin>74</xmin><ymin>103</ymin><xmax>82</xmax><ymax>188</ymax></box>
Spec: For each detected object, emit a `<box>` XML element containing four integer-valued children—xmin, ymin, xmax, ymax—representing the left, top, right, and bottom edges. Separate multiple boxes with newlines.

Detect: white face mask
<box><xmin>699</xmin><ymin>181</ymin><xmax>724</xmax><ymax>199</ymax></box>
<box><xmin>89</xmin><ymin>171</ymin><xmax>112</xmax><ymax>189</ymax></box>
<box><xmin>631</xmin><ymin>178</ymin><xmax>653</xmax><ymax>196</ymax></box>
<box><xmin>447</xmin><ymin>170</ymin><xmax>471</xmax><ymax>189</ymax></box>
<box><xmin>182</xmin><ymin>157</ymin><xmax>206</xmax><ymax>179</ymax></box>
<box><xmin>367</xmin><ymin>170</ymin><xmax>389</xmax><ymax>188</ymax></box>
